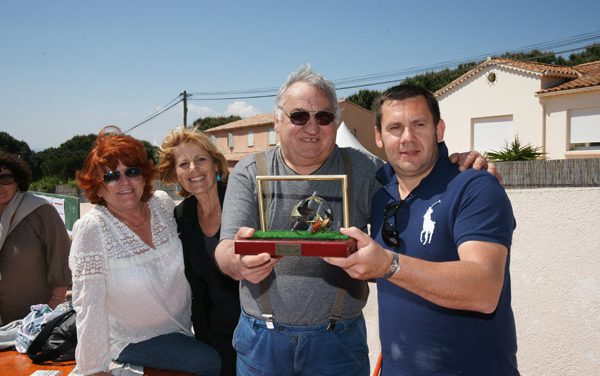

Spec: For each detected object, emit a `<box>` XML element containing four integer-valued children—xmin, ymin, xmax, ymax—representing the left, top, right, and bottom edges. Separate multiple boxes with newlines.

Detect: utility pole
<box><xmin>181</xmin><ymin>90</ymin><xmax>188</xmax><ymax>127</ymax></box>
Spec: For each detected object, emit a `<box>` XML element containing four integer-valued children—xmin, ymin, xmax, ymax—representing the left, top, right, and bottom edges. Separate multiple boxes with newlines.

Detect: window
<box><xmin>227</xmin><ymin>133</ymin><xmax>234</xmax><ymax>148</ymax></box>
<box><xmin>247</xmin><ymin>130</ymin><xmax>254</xmax><ymax>147</ymax></box>
<box><xmin>210</xmin><ymin>135</ymin><xmax>217</xmax><ymax>145</ymax></box>
<box><xmin>472</xmin><ymin>115</ymin><xmax>514</xmax><ymax>153</ymax></box>
<box><xmin>268</xmin><ymin>127</ymin><xmax>277</xmax><ymax>145</ymax></box>
<box><xmin>570</xmin><ymin>108</ymin><xmax>600</xmax><ymax>150</ymax></box>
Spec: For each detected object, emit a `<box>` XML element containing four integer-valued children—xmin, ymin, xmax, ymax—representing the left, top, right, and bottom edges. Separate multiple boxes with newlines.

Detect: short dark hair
<box><xmin>373</xmin><ymin>84</ymin><xmax>440</xmax><ymax>131</ymax></box>
<box><xmin>0</xmin><ymin>150</ymin><xmax>33</xmax><ymax>192</ymax></box>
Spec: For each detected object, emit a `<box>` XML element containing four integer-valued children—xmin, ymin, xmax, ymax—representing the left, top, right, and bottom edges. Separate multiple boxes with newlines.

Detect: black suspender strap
<box><xmin>255</xmin><ymin>152</ymin><xmax>275</xmax><ymax>328</ymax></box>
<box><xmin>255</xmin><ymin>152</ymin><xmax>272</xmax><ymax>215</ymax></box>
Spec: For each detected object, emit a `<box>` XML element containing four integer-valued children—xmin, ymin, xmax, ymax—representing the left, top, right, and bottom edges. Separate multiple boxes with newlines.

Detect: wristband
<box><xmin>383</xmin><ymin>252</ymin><xmax>400</xmax><ymax>279</ymax></box>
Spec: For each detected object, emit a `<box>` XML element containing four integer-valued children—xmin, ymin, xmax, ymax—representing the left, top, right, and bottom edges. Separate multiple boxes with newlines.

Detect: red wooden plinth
<box><xmin>234</xmin><ymin>238</ymin><xmax>356</xmax><ymax>257</ymax></box>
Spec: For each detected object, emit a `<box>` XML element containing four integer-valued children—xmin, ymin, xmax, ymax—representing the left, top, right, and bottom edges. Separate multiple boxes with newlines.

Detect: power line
<box><xmin>188</xmin><ymin>93</ymin><xmax>278</xmax><ymax>101</ymax></box>
<box><xmin>336</xmin><ymin>45</ymin><xmax>600</xmax><ymax>91</ymax></box>
<box><xmin>333</xmin><ymin>30</ymin><xmax>600</xmax><ymax>85</ymax></box>
<box><xmin>124</xmin><ymin>94</ymin><xmax>182</xmax><ymax>134</ymax></box>
<box><xmin>188</xmin><ymin>44</ymin><xmax>600</xmax><ymax>100</ymax></box>
<box><xmin>127</xmin><ymin>30</ymin><xmax>600</xmax><ymax>130</ymax></box>
<box><xmin>186</xmin><ymin>30</ymin><xmax>600</xmax><ymax>96</ymax></box>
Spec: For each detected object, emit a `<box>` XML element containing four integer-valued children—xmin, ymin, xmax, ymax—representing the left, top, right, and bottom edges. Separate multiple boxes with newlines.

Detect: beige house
<box><xmin>204</xmin><ymin>113</ymin><xmax>275</xmax><ymax>169</ymax></box>
<box><xmin>436</xmin><ymin>58</ymin><xmax>600</xmax><ymax>159</ymax></box>
<box><xmin>205</xmin><ymin>100</ymin><xmax>385</xmax><ymax>168</ymax></box>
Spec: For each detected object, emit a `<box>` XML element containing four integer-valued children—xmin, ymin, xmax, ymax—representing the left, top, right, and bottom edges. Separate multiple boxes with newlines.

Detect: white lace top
<box><xmin>69</xmin><ymin>191</ymin><xmax>192</xmax><ymax>375</ymax></box>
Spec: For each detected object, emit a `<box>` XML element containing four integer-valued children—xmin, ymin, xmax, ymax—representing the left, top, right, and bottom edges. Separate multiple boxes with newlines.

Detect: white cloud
<box><xmin>187</xmin><ymin>103</ymin><xmax>218</xmax><ymax>118</ymax></box>
<box><xmin>183</xmin><ymin>100</ymin><xmax>260</xmax><ymax>122</ymax></box>
<box><xmin>224</xmin><ymin>101</ymin><xmax>260</xmax><ymax>118</ymax></box>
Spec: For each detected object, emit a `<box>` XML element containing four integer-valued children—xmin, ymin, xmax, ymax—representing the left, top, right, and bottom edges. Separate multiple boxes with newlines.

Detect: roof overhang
<box><xmin>536</xmin><ymin>85</ymin><xmax>600</xmax><ymax>98</ymax></box>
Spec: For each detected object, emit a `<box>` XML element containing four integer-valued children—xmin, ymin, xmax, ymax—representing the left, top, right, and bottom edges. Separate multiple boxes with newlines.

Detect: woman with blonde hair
<box><xmin>159</xmin><ymin>126</ymin><xmax>239</xmax><ymax>376</ymax></box>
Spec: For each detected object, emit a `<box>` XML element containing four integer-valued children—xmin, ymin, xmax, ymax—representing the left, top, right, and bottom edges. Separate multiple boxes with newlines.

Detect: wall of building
<box><xmin>340</xmin><ymin>101</ymin><xmax>387</xmax><ymax>161</ymax></box>
<box><xmin>509</xmin><ymin>187</ymin><xmax>600</xmax><ymax>375</ymax></box>
<box><xmin>542</xmin><ymin>89</ymin><xmax>600</xmax><ymax>159</ymax></box>
<box><xmin>439</xmin><ymin>66</ymin><xmax>544</xmax><ymax>154</ymax></box>
<box><xmin>210</xmin><ymin>125</ymin><xmax>277</xmax><ymax>167</ymax></box>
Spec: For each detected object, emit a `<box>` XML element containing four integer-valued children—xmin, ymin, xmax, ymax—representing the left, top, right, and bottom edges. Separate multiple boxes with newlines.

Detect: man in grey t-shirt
<box><xmin>215</xmin><ymin>64</ymin><xmax>491</xmax><ymax>376</ymax></box>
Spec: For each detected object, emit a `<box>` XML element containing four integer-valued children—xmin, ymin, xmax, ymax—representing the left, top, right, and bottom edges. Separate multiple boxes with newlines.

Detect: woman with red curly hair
<box><xmin>70</xmin><ymin>126</ymin><xmax>220</xmax><ymax>376</ymax></box>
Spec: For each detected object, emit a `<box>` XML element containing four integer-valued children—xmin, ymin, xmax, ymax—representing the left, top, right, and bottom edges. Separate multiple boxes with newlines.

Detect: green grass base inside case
<box><xmin>251</xmin><ymin>230</ymin><xmax>350</xmax><ymax>241</ymax></box>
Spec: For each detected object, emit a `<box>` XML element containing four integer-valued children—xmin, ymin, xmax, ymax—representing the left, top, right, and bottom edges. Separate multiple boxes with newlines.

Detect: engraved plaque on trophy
<box><xmin>234</xmin><ymin>175</ymin><xmax>357</xmax><ymax>257</ymax></box>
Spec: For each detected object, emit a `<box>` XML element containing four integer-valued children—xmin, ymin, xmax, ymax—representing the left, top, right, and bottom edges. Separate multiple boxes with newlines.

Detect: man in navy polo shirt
<box><xmin>324</xmin><ymin>84</ymin><xmax>519</xmax><ymax>375</ymax></box>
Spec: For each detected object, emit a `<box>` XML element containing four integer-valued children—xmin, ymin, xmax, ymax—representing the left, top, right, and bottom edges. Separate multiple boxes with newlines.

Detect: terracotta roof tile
<box><xmin>436</xmin><ymin>58</ymin><xmax>580</xmax><ymax>97</ymax></box>
<box><xmin>537</xmin><ymin>60</ymin><xmax>600</xmax><ymax>94</ymax></box>
<box><xmin>204</xmin><ymin>113</ymin><xmax>275</xmax><ymax>133</ymax></box>
<box><xmin>491</xmin><ymin>58</ymin><xmax>579</xmax><ymax>76</ymax></box>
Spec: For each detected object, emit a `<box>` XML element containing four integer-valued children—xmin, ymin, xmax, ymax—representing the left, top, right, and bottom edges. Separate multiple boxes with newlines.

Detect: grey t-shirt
<box><xmin>221</xmin><ymin>145</ymin><xmax>382</xmax><ymax>325</ymax></box>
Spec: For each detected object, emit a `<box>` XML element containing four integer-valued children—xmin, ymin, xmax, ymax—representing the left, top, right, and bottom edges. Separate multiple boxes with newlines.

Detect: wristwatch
<box><xmin>383</xmin><ymin>252</ymin><xmax>400</xmax><ymax>279</ymax></box>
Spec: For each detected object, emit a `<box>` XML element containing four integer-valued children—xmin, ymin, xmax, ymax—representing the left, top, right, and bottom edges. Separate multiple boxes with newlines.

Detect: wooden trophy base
<box><xmin>234</xmin><ymin>230</ymin><xmax>357</xmax><ymax>257</ymax></box>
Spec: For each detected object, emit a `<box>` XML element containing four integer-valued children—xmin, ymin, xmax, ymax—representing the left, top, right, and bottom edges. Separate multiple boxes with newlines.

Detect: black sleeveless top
<box><xmin>174</xmin><ymin>182</ymin><xmax>240</xmax><ymax>365</ymax></box>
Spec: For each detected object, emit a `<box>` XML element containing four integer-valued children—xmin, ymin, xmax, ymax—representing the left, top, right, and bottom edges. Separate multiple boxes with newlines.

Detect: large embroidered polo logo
<box><xmin>420</xmin><ymin>200</ymin><xmax>441</xmax><ymax>245</ymax></box>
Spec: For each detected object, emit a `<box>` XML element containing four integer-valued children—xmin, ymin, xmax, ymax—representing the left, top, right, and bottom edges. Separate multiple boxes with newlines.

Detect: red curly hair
<box><xmin>76</xmin><ymin>126</ymin><xmax>157</xmax><ymax>205</ymax></box>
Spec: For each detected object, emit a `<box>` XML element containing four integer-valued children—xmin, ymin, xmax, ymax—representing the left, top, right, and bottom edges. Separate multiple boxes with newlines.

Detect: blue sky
<box><xmin>2</xmin><ymin>0</ymin><xmax>599</xmax><ymax>150</ymax></box>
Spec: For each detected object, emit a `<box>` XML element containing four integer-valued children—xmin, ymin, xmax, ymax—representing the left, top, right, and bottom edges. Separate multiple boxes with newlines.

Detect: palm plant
<box><xmin>485</xmin><ymin>136</ymin><xmax>545</xmax><ymax>161</ymax></box>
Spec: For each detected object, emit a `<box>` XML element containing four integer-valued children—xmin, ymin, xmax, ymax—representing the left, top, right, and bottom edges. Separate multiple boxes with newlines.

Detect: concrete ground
<box><xmin>365</xmin><ymin>282</ymin><xmax>381</xmax><ymax>373</ymax></box>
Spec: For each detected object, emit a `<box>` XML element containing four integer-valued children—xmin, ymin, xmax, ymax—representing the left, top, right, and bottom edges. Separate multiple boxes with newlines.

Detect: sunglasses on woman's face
<box><xmin>382</xmin><ymin>202</ymin><xmax>402</xmax><ymax>248</ymax></box>
<box><xmin>0</xmin><ymin>173</ymin><xmax>15</xmax><ymax>185</ymax></box>
<box><xmin>103</xmin><ymin>167</ymin><xmax>143</xmax><ymax>184</ymax></box>
<box><xmin>281</xmin><ymin>109</ymin><xmax>335</xmax><ymax>126</ymax></box>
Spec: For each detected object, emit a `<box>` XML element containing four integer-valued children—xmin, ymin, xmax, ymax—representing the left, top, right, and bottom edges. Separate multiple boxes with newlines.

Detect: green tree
<box><xmin>0</xmin><ymin>131</ymin><xmax>40</xmax><ymax>179</ymax></box>
<box><xmin>402</xmin><ymin>62</ymin><xmax>478</xmax><ymax>93</ymax></box>
<box><xmin>142</xmin><ymin>141</ymin><xmax>159</xmax><ymax>164</ymax></box>
<box><xmin>346</xmin><ymin>89</ymin><xmax>381</xmax><ymax>111</ymax></box>
<box><xmin>486</xmin><ymin>136</ymin><xmax>545</xmax><ymax>161</ymax></box>
<box><xmin>566</xmin><ymin>44</ymin><xmax>600</xmax><ymax>65</ymax></box>
<box><xmin>33</xmin><ymin>134</ymin><xmax>96</xmax><ymax>181</ymax></box>
<box><xmin>192</xmin><ymin>115</ymin><xmax>242</xmax><ymax>131</ymax></box>
<box><xmin>501</xmin><ymin>49</ymin><xmax>567</xmax><ymax>65</ymax></box>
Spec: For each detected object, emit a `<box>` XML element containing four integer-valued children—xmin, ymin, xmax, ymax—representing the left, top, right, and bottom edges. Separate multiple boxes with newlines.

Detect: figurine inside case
<box><xmin>234</xmin><ymin>175</ymin><xmax>357</xmax><ymax>257</ymax></box>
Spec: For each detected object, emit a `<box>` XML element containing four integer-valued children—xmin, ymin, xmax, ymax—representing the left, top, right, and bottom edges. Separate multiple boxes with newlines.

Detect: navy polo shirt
<box><xmin>372</xmin><ymin>142</ymin><xmax>519</xmax><ymax>376</ymax></box>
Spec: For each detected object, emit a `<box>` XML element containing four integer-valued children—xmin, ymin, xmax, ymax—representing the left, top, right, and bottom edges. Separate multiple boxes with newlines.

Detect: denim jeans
<box><xmin>116</xmin><ymin>332</ymin><xmax>221</xmax><ymax>376</ymax></box>
<box><xmin>233</xmin><ymin>311</ymin><xmax>369</xmax><ymax>376</ymax></box>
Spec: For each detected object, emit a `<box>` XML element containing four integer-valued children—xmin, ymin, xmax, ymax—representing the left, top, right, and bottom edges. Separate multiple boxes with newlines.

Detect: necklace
<box><xmin>113</xmin><ymin>204</ymin><xmax>148</xmax><ymax>228</ymax></box>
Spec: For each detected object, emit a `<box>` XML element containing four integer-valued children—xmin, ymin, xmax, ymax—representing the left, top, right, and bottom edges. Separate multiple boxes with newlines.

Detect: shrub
<box><xmin>486</xmin><ymin>136</ymin><xmax>545</xmax><ymax>161</ymax></box>
<box><xmin>30</xmin><ymin>176</ymin><xmax>62</xmax><ymax>193</ymax></box>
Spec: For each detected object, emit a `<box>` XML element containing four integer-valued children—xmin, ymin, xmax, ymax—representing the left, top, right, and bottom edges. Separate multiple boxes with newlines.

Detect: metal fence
<box><xmin>495</xmin><ymin>158</ymin><xmax>600</xmax><ymax>188</ymax></box>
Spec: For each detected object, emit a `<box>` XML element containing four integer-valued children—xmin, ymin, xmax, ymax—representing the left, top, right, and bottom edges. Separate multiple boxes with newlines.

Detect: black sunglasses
<box><xmin>103</xmin><ymin>167</ymin><xmax>143</xmax><ymax>184</ymax></box>
<box><xmin>282</xmin><ymin>109</ymin><xmax>335</xmax><ymax>126</ymax></box>
<box><xmin>0</xmin><ymin>173</ymin><xmax>15</xmax><ymax>185</ymax></box>
<box><xmin>382</xmin><ymin>202</ymin><xmax>402</xmax><ymax>248</ymax></box>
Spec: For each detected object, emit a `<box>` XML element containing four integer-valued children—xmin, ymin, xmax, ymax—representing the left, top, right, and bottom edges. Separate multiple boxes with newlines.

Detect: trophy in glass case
<box><xmin>234</xmin><ymin>175</ymin><xmax>357</xmax><ymax>257</ymax></box>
